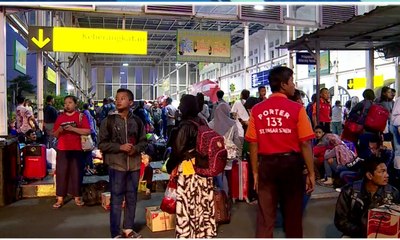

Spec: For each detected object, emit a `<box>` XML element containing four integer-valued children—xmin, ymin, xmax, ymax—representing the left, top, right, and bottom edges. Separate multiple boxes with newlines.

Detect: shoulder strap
<box><xmin>106</xmin><ymin>115</ymin><xmax>116</xmax><ymax>138</ymax></box>
<box><xmin>79</xmin><ymin>113</ymin><xmax>83</xmax><ymax>127</ymax></box>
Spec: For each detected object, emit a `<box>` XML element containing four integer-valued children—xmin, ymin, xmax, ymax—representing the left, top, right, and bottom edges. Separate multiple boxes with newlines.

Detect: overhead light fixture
<box><xmin>254</xmin><ymin>5</ymin><xmax>264</xmax><ymax>11</ymax></box>
<box><xmin>122</xmin><ymin>63</ymin><xmax>129</xmax><ymax>66</ymax></box>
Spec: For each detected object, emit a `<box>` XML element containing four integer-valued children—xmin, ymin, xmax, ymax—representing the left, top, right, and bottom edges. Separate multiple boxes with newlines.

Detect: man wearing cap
<box><xmin>245</xmin><ymin>66</ymin><xmax>315</xmax><ymax>238</ymax></box>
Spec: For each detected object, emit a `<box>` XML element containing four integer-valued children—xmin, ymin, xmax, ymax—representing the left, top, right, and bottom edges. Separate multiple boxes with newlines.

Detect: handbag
<box><xmin>79</xmin><ymin>113</ymin><xmax>95</xmax><ymax>151</ymax></box>
<box><xmin>160</xmin><ymin>167</ymin><xmax>178</xmax><ymax>214</ymax></box>
<box><xmin>224</xmin><ymin>126</ymin><xmax>239</xmax><ymax>159</ymax></box>
<box><xmin>344</xmin><ymin>120</ymin><xmax>364</xmax><ymax>135</ymax></box>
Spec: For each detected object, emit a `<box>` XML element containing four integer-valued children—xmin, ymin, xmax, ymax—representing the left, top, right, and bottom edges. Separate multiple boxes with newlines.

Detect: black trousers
<box><xmin>56</xmin><ymin>150</ymin><xmax>84</xmax><ymax>197</ymax></box>
<box><xmin>256</xmin><ymin>153</ymin><xmax>305</xmax><ymax>238</ymax></box>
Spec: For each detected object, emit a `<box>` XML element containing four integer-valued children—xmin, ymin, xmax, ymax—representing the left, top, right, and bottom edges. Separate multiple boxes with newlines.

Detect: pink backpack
<box><xmin>190</xmin><ymin>120</ymin><xmax>228</xmax><ymax>177</ymax></box>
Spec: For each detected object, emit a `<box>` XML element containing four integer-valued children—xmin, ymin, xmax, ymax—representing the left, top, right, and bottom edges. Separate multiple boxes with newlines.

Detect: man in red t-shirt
<box><xmin>312</xmin><ymin>88</ymin><xmax>332</xmax><ymax>133</ymax></box>
<box><xmin>245</xmin><ymin>66</ymin><xmax>315</xmax><ymax>238</ymax></box>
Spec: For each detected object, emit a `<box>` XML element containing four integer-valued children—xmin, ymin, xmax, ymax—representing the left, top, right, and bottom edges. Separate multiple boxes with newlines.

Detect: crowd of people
<box><xmin>7</xmin><ymin>66</ymin><xmax>400</xmax><ymax>238</ymax></box>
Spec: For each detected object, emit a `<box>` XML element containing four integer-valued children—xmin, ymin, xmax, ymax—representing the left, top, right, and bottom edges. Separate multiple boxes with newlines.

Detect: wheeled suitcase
<box><xmin>23</xmin><ymin>144</ymin><xmax>47</xmax><ymax>179</ymax></box>
<box><xmin>230</xmin><ymin>159</ymin><xmax>249</xmax><ymax>203</ymax></box>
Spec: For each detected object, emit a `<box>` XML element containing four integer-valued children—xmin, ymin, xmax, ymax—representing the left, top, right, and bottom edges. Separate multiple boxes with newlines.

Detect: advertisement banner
<box><xmin>177</xmin><ymin>30</ymin><xmax>231</xmax><ymax>63</ymax></box>
<box><xmin>308</xmin><ymin>51</ymin><xmax>330</xmax><ymax>77</ymax></box>
<box><xmin>14</xmin><ymin>40</ymin><xmax>27</xmax><ymax>74</ymax></box>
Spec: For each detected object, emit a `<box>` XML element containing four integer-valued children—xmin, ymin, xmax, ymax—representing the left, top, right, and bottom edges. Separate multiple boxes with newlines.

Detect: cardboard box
<box><xmin>101</xmin><ymin>192</ymin><xmax>111</xmax><ymax>210</ymax></box>
<box><xmin>145</xmin><ymin>206</ymin><xmax>176</xmax><ymax>232</ymax></box>
<box><xmin>367</xmin><ymin>204</ymin><xmax>400</xmax><ymax>238</ymax></box>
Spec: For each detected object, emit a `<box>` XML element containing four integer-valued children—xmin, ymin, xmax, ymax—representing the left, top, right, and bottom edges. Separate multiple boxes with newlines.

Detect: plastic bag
<box><xmin>160</xmin><ymin>178</ymin><xmax>177</xmax><ymax>214</ymax></box>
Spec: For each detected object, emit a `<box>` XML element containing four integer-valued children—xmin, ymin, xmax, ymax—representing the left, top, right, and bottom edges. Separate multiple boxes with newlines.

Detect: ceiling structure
<box><xmin>279</xmin><ymin>5</ymin><xmax>400</xmax><ymax>58</ymax></box>
<box><xmin>72</xmin><ymin>5</ymin><xmax>279</xmax><ymax>67</ymax></box>
<box><xmin>8</xmin><ymin>4</ymin><xmax>359</xmax><ymax>67</ymax></box>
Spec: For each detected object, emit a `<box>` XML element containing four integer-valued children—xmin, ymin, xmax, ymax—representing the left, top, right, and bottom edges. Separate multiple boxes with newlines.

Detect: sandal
<box><xmin>74</xmin><ymin>197</ymin><xmax>85</xmax><ymax>207</ymax></box>
<box><xmin>52</xmin><ymin>202</ymin><xmax>63</xmax><ymax>209</ymax></box>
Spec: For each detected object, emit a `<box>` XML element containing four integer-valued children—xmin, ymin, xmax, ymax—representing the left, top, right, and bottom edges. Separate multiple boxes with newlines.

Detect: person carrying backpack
<box><xmin>334</xmin><ymin>155</ymin><xmax>400</xmax><ymax>238</ymax></box>
<box><xmin>98</xmin><ymin>88</ymin><xmax>147</xmax><ymax>238</ymax></box>
<box><xmin>166</xmin><ymin>94</ymin><xmax>219</xmax><ymax>238</ymax></box>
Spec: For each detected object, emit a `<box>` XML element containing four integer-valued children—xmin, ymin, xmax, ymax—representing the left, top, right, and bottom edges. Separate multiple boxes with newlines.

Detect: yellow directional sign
<box><xmin>347</xmin><ymin>79</ymin><xmax>354</xmax><ymax>89</ymax></box>
<box><xmin>28</xmin><ymin>26</ymin><xmax>147</xmax><ymax>55</ymax></box>
<box><xmin>31</xmin><ymin>29</ymin><xmax>50</xmax><ymax>48</ymax></box>
<box><xmin>347</xmin><ymin>75</ymin><xmax>385</xmax><ymax>90</ymax></box>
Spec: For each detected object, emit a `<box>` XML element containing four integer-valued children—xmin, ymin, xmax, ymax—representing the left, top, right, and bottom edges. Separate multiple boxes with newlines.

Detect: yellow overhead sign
<box><xmin>28</xmin><ymin>26</ymin><xmax>147</xmax><ymax>55</ymax></box>
<box><xmin>347</xmin><ymin>75</ymin><xmax>384</xmax><ymax>90</ymax></box>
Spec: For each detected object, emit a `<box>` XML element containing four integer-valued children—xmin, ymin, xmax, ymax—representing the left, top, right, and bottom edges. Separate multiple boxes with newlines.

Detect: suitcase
<box><xmin>214</xmin><ymin>189</ymin><xmax>231</xmax><ymax>224</ymax></box>
<box><xmin>230</xmin><ymin>159</ymin><xmax>249</xmax><ymax>203</ymax></box>
<box><xmin>365</xmin><ymin>104</ymin><xmax>389</xmax><ymax>132</ymax></box>
<box><xmin>23</xmin><ymin>144</ymin><xmax>47</xmax><ymax>179</ymax></box>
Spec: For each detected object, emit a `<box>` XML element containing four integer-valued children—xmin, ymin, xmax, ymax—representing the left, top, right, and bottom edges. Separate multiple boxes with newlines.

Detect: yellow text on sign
<box><xmin>351</xmin><ymin>75</ymin><xmax>384</xmax><ymax>90</ymax></box>
<box><xmin>53</xmin><ymin>27</ymin><xmax>147</xmax><ymax>55</ymax></box>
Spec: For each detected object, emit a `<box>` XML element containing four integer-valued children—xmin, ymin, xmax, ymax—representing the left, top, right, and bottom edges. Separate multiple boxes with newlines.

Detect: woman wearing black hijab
<box><xmin>166</xmin><ymin>94</ymin><xmax>217</xmax><ymax>238</ymax></box>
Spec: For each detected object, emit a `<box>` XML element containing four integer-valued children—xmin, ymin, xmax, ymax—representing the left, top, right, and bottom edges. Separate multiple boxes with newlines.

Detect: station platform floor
<box><xmin>0</xmin><ymin>179</ymin><xmax>343</xmax><ymax>238</ymax></box>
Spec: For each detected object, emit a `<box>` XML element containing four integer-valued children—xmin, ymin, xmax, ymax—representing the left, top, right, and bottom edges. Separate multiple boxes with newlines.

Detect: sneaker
<box><xmin>125</xmin><ymin>231</ymin><xmax>142</xmax><ymax>238</ymax></box>
<box><xmin>335</xmin><ymin>188</ymin><xmax>342</xmax><ymax>193</ymax></box>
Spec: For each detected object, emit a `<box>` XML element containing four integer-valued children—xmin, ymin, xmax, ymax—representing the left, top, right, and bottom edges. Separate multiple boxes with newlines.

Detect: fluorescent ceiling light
<box><xmin>254</xmin><ymin>5</ymin><xmax>264</xmax><ymax>11</ymax></box>
<box><xmin>122</xmin><ymin>63</ymin><xmax>129</xmax><ymax>66</ymax></box>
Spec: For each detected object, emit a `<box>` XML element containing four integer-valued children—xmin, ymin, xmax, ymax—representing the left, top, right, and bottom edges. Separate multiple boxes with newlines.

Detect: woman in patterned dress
<box><xmin>166</xmin><ymin>94</ymin><xmax>217</xmax><ymax>238</ymax></box>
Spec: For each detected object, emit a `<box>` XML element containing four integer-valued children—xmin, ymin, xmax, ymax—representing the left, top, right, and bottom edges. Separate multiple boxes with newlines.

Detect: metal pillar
<box><xmin>185</xmin><ymin>63</ymin><xmax>189</xmax><ymax>94</ymax></box>
<box><xmin>315</xmin><ymin>41</ymin><xmax>321</xmax><ymax>124</ymax></box>
<box><xmin>176</xmin><ymin>65</ymin><xmax>179</xmax><ymax>100</ymax></box>
<box><xmin>195</xmin><ymin>66</ymin><xmax>198</xmax><ymax>83</ymax></box>
<box><xmin>396</xmin><ymin>57</ymin><xmax>400</xmax><ymax>97</ymax></box>
<box><xmin>0</xmin><ymin>8</ymin><xmax>7</xmax><ymax>136</ymax></box>
<box><xmin>37</xmin><ymin>11</ymin><xmax>45</xmax><ymax>130</ymax></box>
<box><xmin>286</xmin><ymin>5</ymin><xmax>294</xmax><ymax>69</ymax></box>
<box><xmin>54</xmin><ymin>12</ymin><xmax>60</xmax><ymax>95</ymax></box>
<box><xmin>244</xmin><ymin>22</ymin><xmax>249</xmax><ymax>90</ymax></box>
<box><xmin>366</xmin><ymin>50</ymin><xmax>374</xmax><ymax>89</ymax></box>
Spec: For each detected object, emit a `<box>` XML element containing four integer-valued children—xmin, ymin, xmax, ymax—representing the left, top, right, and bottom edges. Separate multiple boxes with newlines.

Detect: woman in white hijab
<box><xmin>209</xmin><ymin>102</ymin><xmax>241</xmax><ymax>193</ymax></box>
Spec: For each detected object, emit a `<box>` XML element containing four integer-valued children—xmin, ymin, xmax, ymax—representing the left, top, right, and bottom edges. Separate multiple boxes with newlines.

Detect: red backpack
<box><xmin>190</xmin><ymin>120</ymin><xmax>228</xmax><ymax>177</ymax></box>
<box><xmin>364</xmin><ymin>104</ymin><xmax>389</xmax><ymax>132</ymax></box>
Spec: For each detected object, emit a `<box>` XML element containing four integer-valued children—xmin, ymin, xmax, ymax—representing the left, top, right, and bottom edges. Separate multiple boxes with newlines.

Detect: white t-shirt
<box><xmin>331</xmin><ymin>106</ymin><xmax>343</xmax><ymax>123</ymax></box>
<box><xmin>231</xmin><ymin>99</ymin><xmax>249</xmax><ymax>137</ymax></box>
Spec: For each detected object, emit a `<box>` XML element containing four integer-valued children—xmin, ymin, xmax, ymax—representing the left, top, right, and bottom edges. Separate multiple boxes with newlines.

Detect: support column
<box><xmin>0</xmin><ymin>8</ymin><xmax>7</xmax><ymax>136</ymax></box>
<box><xmin>366</xmin><ymin>50</ymin><xmax>374</xmax><ymax>89</ymax></box>
<box><xmin>244</xmin><ymin>22</ymin><xmax>249</xmax><ymax>89</ymax></box>
<box><xmin>37</xmin><ymin>11</ymin><xmax>45</xmax><ymax>130</ymax></box>
<box><xmin>315</xmin><ymin>41</ymin><xmax>321</xmax><ymax>124</ymax></box>
<box><xmin>286</xmin><ymin>5</ymin><xmax>294</xmax><ymax>69</ymax></box>
<box><xmin>185</xmin><ymin>63</ymin><xmax>189</xmax><ymax>94</ymax></box>
<box><xmin>54</xmin><ymin>12</ymin><xmax>60</xmax><ymax>95</ymax></box>
<box><xmin>396</xmin><ymin>57</ymin><xmax>400</xmax><ymax>97</ymax></box>
<box><xmin>195</xmin><ymin>66</ymin><xmax>198</xmax><ymax>83</ymax></box>
<box><xmin>176</xmin><ymin>65</ymin><xmax>180</xmax><ymax>100</ymax></box>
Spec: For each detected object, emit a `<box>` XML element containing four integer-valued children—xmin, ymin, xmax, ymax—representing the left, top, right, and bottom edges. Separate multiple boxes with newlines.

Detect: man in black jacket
<box><xmin>334</xmin><ymin>156</ymin><xmax>400</xmax><ymax>237</ymax></box>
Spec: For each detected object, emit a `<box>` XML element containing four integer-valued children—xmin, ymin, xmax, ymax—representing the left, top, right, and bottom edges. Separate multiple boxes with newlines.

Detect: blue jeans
<box><xmin>331</xmin><ymin>122</ymin><xmax>343</xmax><ymax>135</ymax></box>
<box><xmin>324</xmin><ymin>159</ymin><xmax>348</xmax><ymax>178</ymax></box>
<box><xmin>109</xmin><ymin>168</ymin><xmax>140</xmax><ymax>238</ymax></box>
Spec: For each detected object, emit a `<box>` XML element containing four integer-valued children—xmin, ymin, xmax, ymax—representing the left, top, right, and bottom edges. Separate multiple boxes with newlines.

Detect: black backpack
<box><xmin>82</xmin><ymin>180</ymin><xmax>110</xmax><ymax>206</ymax></box>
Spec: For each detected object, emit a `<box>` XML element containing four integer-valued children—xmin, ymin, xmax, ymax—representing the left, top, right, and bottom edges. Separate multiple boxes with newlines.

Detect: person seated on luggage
<box><xmin>320</xmin><ymin>134</ymin><xmax>356</xmax><ymax>186</ymax></box>
<box><xmin>140</xmin><ymin>152</ymin><xmax>153</xmax><ymax>200</ymax></box>
<box><xmin>24</xmin><ymin>129</ymin><xmax>38</xmax><ymax>145</ymax></box>
<box><xmin>334</xmin><ymin>155</ymin><xmax>400</xmax><ymax>238</ymax></box>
